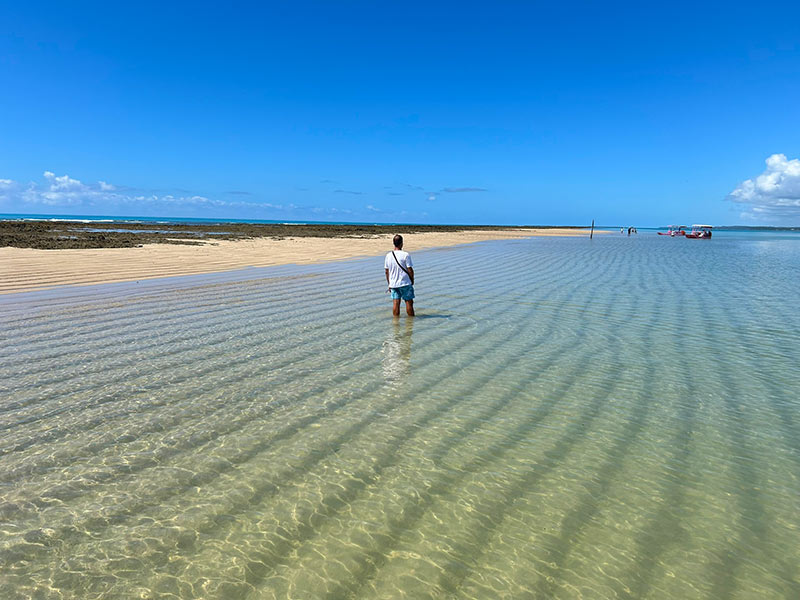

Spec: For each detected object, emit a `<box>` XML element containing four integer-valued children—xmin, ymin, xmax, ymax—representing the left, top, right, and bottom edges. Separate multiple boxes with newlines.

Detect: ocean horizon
<box><xmin>2</xmin><ymin>212</ymin><xmax>585</xmax><ymax>229</ymax></box>
<box><xmin>0</xmin><ymin>212</ymin><xmax>409</xmax><ymax>228</ymax></box>
<box><xmin>2</xmin><ymin>232</ymin><xmax>799</xmax><ymax>598</ymax></box>
<box><xmin>5</xmin><ymin>212</ymin><xmax>799</xmax><ymax>232</ymax></box>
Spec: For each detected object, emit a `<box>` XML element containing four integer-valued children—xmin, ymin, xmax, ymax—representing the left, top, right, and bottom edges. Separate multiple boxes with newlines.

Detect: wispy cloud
<box><xmin>334</xmin><ymin>189</ymin><xmax>363</xmax><ymax>195</ymax></box>
<box><xmin>418</xmin><ymin>185</ymin><xmax>488</xmax><ymax>202</ymax></box>
<box><xmin>728</xmin><ymin>154</ymin><xmax>800</xmax><ymax>221</ymax></box>
<box><xmin>310</xmin><ymin>206</ymin><xmax>354</xmax><ymax>215</ymax></box>
<box><xmin>225</xmin><ymin>190</ymin><xmax>253</xmax><ymax>196</ymax></box>
<box><xmin>441</xmin><ymin>187</ymin><xmax>488</xmax><ymax>193</ymax></box>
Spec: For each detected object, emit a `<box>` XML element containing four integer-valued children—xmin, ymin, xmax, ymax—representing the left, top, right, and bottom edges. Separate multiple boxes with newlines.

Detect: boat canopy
<box><xmin>691</xmin><ymin>224</ymin><xmax>713</xmax><ymax>229</ymax></box>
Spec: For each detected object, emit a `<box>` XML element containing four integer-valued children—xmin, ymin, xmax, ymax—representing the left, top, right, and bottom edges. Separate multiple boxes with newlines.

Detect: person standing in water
<box><xmin>385</xmin><ymin>234</ymin><xmax>415</xmax><ymax>317</ymax></box>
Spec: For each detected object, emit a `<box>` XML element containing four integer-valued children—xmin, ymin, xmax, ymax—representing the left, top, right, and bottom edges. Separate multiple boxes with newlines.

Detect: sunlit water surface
<box><xmin>1</xmin><ymin>232</ymin><xmax>799</xmax><ymax>599</ymax></box>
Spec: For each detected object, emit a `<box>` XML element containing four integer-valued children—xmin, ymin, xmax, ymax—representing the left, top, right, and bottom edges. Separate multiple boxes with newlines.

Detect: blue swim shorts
<box><xmin>390</xmin><ymin>284</ymin><xmax>415</xmax><ymax>301</ymax></box>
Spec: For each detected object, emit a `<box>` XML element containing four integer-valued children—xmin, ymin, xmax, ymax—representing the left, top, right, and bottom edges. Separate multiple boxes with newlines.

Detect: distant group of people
<box><xmin>621</xmin><ymin>226</ymin><xmax>638</xmax><ymax>236</ymax></box>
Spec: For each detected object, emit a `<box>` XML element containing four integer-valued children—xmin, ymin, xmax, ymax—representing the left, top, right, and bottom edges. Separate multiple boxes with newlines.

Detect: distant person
<box><xmin>385</xmin><ymin>234</ymin><xmax>415</xmax><ymax>317</ymax></box>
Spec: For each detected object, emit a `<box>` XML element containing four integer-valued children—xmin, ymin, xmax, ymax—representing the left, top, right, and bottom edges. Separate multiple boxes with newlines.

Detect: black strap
<box><xmin>391</xmin><ymin>251</ymin><xmax>412</xmax><ymax>280</ymax></box>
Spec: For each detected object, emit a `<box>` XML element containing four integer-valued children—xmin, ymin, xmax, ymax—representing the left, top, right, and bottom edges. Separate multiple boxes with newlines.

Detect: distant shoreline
<box><xmin>0</xmin><ymin>212</ymin><xmax>594</xmax><ymax>227</ymax></box>
<box><xmin>0</xmin><ymin>219</ymin><xmax>591</xmax><ymax>250</ymax></box>
<box><xmin>712</xmin><ymin>225</ymin><xmax>800</xmax><ymax>231</ymax></box>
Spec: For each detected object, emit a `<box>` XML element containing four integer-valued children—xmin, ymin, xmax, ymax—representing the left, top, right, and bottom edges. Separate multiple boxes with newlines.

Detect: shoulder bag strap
<box><xmin>391</xmin><ymin>251</ymin><xmax>412</xmax><ymax>279</ymax></box>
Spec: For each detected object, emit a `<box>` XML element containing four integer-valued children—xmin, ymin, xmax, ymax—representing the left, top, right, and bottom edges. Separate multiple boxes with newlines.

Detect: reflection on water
<box><xmin>1</xmin><ymin>233</ymin><xmax>799</xmax><ymax>599</ymax></box>
<box><xmin>382</xmin><ymin>318</ymin><xmax>413</xmax><ymax>384</ymax></box>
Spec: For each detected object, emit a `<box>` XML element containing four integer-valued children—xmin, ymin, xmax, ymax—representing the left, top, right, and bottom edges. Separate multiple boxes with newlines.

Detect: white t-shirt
<box><xmin>385</xmin><ymin>250</ymin><xmax>413</xmax><ymax>288</ymax></box>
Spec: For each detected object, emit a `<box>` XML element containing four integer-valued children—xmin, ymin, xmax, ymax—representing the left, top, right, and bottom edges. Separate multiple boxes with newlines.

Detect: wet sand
<box><xmin>0</xmin><ymin>224</ymin><xmax>592</xmax><ymax>294</ymax></box>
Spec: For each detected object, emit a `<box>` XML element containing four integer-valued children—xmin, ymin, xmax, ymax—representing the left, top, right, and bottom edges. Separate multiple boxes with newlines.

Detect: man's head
<box><xmin>393</xmin><ymin>234</ymin><xmax>403</xmax><ymax>249</ymax></box>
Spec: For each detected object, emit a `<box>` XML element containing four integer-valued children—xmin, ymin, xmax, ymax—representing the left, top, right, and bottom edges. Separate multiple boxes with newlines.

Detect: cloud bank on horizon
<box><xmin>728</xmin><ymin>154</ymin><xmax>800</xmax><ymax>221</ymax></box>
<box><xmin>3</xmin><ymin>157</ymin><xmax>800</xmax><ymax>225</ymax></box>
<box><xmin>0</xmin><ymin>172</ymin><xmax>489</xmax><ymax>222</ymax></box>
<box><xmin>0</xmin><ymin>171</ymin><xmax>286</xmax><ymax>216</ymax></box>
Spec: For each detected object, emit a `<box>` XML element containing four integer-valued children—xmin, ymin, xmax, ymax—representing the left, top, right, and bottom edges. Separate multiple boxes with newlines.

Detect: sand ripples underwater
<box><xmin>1</xmin><ymin>233</ymin><xmax>799</xmax><ymax>599</ymax></box>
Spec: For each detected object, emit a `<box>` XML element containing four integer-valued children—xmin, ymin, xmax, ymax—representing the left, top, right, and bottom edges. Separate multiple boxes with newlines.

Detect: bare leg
<box><xmin>392</xmin><ymin>299</ymin><xmax>401</xmax><ymax>316</ymax></box>
<box><xmin>405</xmin><ymin>300</ymin><xmax>415</xmax><ymax>316</ymax></box>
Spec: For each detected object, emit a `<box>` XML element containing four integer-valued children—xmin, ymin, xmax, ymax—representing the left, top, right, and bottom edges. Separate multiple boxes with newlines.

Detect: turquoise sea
<box><xmin>1</xmin><ymin>231</ymin><xmax>799</xmax><ymax>599</ymax></box>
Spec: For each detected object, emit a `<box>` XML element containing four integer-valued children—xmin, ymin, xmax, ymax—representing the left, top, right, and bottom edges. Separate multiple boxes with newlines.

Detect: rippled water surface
<box><xmin>2</xmin><ymin>233</ymin><xmax>799</xmax><ymax>599</ymax></box>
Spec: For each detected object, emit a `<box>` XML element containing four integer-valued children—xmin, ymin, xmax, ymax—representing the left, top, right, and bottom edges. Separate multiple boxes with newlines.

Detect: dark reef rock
<box><xmin>0</xmin><ymin>220</ymin><xmax>562</xmax><ymax>250</ymax></box>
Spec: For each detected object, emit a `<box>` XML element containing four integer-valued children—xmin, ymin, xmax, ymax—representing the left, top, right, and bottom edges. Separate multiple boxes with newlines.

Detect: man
<box><xmin>384</xmin><ymin>234</ymin><xmax>415</xmax><ymax>316</ymax></box>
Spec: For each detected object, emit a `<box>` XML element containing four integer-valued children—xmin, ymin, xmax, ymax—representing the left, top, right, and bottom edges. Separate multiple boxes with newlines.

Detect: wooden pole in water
<box><xmin>590</xmin><ymin>219</ymin><xmax>595</xmax><ymax>239</ymax></box>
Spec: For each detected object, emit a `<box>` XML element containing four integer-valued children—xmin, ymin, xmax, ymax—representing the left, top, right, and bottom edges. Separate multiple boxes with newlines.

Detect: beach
<box><xmin>0</xmin><ymin>226</ymin><xmax>589</xmax><ymax>294</ymax></box>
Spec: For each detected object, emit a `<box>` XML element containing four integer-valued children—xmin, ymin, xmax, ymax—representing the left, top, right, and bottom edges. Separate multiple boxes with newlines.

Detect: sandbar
<box><xmin>1</xmin><ymin>228</ymin><xmax>590</xmax><ymax>294</ymax></box>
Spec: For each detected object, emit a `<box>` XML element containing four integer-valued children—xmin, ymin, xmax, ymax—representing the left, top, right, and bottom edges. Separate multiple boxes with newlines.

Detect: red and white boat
<box><xmin>685</xmin><ymin>224</ymin><xmax>713</xmax><ymax>239</ymax></box>
<box><xmin>658</xmin><ymin>225</ymin><xmax>686</xmax><ymax>237</ymax></box>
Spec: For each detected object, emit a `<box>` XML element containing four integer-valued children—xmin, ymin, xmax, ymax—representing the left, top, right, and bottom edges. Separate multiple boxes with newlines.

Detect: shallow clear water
<box><xmin>1</xmin><ymin>233</ymin><xmax>799</xmax><ymax>599</ymax></box>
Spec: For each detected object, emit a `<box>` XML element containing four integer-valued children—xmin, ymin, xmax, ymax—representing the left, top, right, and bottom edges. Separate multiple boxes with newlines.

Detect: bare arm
<box><xmin>407</xmin><ymin>267</ymin><xmax>414</xmax><ymax>285</ymax></box>
<box><xmin>385</xmin><ymin>268</ymin><xmax>390</xmax><ymax>287</ymax></box>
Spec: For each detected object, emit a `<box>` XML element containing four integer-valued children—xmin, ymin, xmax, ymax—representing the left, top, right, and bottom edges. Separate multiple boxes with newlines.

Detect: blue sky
<box><xmin>1</xmin><ymin>1</ymin><xmax>800</xmax><ymax>225</ymax></box>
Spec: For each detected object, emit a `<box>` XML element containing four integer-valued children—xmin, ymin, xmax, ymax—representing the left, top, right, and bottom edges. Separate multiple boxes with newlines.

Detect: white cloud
<box><xmin>0</xmin><ymin>179</ymin><xmax>16</xmax><ymax>204</ymax></box>
<box><xmin>728</xmin><ymin>154</ymin><xmax>800</xmax><ymax>221</ymax></box>
<box><xmin>0</xmin><ymin>171</ymin><xmax>278</xmax><ymax>212</ymax></box>
<box><xmin>44</xmin><ymin>170</ymin><xmax>85</xmax><ymax>190</ymax></box>
<box><xmin>37</xmin><ymin>170</ymin><xmax>94</xmax><ymax>205</ymax></box>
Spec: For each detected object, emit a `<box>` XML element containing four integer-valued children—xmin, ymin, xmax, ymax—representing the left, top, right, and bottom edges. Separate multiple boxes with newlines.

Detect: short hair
<box><xmin>393</xmin><ymin>234</ymin><xmax>403</xmax><ymax>248</ymax></box>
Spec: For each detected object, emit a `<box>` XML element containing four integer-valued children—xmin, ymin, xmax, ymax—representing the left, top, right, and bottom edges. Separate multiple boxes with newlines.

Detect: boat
<box><xmin>685</xmin><ymin>224</ymin><xmax>713</xmax><ymax>239</ymax></box>
<box><xmin>658</xmin><ymin>225</ymin><xmax>686</xmax><ymax>237</ymax></box>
